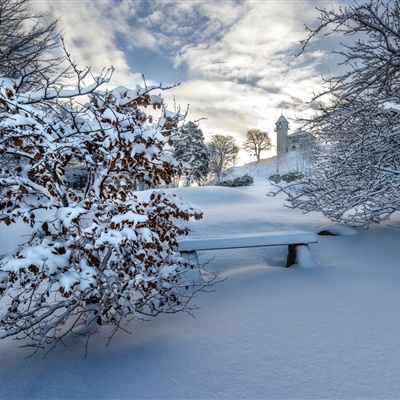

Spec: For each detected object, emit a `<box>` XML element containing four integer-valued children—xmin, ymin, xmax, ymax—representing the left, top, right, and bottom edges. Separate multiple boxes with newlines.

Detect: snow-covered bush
<box><xmin>216</xmin><ymin>174</ymin><xmax>254</xmax><ymax>187</ymax></box>
<box><xmin>0</xmin><ymin>64</ymin><xmax>212</xmax><ymax>351</ymax></box>
<box><xmin>269</xmin><ymin>172</ymin><xmax>304</xmax><ymax>184</ymax></box>
<box><xmin>268</xmin><ymin>174</ymin><xmax>282</xmax><ymax>184</ymax></box>
<box><xmin>282</xmin><ymin>171</ymin><xmax>304</xmax><ymax>183</ymax></box>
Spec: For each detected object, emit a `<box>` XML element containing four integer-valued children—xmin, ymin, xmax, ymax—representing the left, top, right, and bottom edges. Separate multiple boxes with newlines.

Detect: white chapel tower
<box><xmin>275</xmin><ymin>115</ymin><xmax>289</xmax><ymax>156</ymax></box>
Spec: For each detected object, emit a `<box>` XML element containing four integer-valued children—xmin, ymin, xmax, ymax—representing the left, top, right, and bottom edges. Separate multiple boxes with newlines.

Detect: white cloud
<box><xmin>31</xmin><ymin>0</ymin><xmax>348</xmax><ymax>163</ymax></box>
<box><xmin>33</xmin><ymin>0</ymin><xmax>137</xmax><ymax>84</ymax></box>
<box><xmin>166</xmin><ymin>78</ymin><xmax>276</xmax><ymax>142</ymax></box>
<box><xmin>166</xmin><ymin>1</ymin><xmax>330</xmax><ymax>148</ymax></box>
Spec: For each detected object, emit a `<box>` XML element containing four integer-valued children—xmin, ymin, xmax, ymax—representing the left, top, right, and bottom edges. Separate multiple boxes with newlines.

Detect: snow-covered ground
<box><xmin>1</xmin><ymin>154</ymin><xmax>400</xmax><ymax>399</ymax></box>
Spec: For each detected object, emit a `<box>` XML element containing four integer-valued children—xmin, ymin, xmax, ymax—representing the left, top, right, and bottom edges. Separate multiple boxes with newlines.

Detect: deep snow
<box><xmin>1</xmin><ymin>154</ymin><xmax>400</xmax><ymax>399</ymax></box>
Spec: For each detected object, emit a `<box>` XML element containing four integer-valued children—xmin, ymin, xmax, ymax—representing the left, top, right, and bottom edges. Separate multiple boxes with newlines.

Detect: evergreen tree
<box><xmin>173</xmin><ymin>121</ymin><xmax>209</xmax><ymax>186</ymax></box>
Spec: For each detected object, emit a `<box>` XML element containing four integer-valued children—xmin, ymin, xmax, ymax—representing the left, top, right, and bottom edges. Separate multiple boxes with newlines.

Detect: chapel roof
<box><xmin>276</xmin><ymin>115</ymin><xmax>288</xmax><ymax>123</ymax></box>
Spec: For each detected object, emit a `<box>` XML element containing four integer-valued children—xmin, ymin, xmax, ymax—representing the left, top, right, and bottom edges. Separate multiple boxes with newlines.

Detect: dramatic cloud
<box><xmin>166</xmin><ymin>1</ymin><xmax>330</xmax><ymax>144</ymax></box>
<box><xmin>34</xmin><ymin>0</ymin><xmax>141</xmax><ymax>84</ymax></box>
<box><xmin>33</xmin><ymin>0</ymin><xmax>347</xmax><ymax>161</ymax></box>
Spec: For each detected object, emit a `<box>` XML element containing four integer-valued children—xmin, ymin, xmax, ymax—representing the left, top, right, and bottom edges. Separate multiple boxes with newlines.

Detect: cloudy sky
<box><xmin>33</xmin><ymin>0</ymin><xmax>349</xmax><ymax>161</ymax></box>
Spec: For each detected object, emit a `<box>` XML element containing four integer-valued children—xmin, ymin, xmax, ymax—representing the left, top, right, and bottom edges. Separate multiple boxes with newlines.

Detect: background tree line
<box><xmin>174</xmin><ymin>126</ymin><xmax>272</xmax><ymax>185</ymax></box>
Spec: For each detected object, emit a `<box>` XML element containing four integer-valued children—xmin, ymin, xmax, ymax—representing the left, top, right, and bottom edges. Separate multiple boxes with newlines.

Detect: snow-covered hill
<box><xmin>210</xmin><ymin>150</ymin><xmax>311</xmax><ymax>185</ymax></box>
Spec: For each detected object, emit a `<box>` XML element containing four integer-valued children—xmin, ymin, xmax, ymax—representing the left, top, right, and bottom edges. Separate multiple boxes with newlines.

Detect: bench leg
<box><xmin>286</xmin><ymin>244</ymin><xmax>319</xmax><ymax>268</ymax></box>
<box><xmin>179</xmin><ymin>251</ymin><xmax>204</xmax><ymax>283</ymax></box>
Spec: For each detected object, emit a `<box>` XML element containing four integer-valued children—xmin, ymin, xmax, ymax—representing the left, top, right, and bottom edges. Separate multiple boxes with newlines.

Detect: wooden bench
<box><xmin>178</xmin><ymin>231</ymin><xmax>319</xmax><ymax>280</ymax></box>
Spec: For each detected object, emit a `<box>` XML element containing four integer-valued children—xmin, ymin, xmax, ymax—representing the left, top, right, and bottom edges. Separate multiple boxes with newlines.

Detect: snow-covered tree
<box><xmin>242</xmin><ymin>129</ymin><xmax>272</xmax><ymax>162</ymax></box>
<box><xmin>282</xmin><ymin>99</ymin><xmax>400</xmax><ymax>225</ymax></box>
<box><xmin>208</xmin><ymin>134</ymin><xmax>239</xmax><ymax>180</ymax></box>
<box><xmin>0</xmin><ymin>56</ymin><xmax>213</xmax><ymax>351</ymax></box>
<box><xmin>280</xmin><ymin>0</ymin><xmax>400</xmax><ymax>226</ymax></box>
<box><xmin>173</xmin><ymin>121</ymin><xmax>209</xmax><ymax>186</ymax></box>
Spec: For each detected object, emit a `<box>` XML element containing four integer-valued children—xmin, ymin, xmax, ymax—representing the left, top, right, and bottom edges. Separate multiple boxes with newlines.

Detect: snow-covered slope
<box><xmin>210</xmin><ymin>150</ymin><xmax>311</xmax><ymax>184</ymax></box>
<box><xmin>1</xmin><ymin>180</ymin><xmax>400</xmax><ymax>399</ymax></box>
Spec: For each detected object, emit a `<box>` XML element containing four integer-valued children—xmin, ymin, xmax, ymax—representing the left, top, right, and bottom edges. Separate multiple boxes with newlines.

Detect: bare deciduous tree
<box><xmin>300</xmin><ymin>0</ymin><xmax>400</xmax><ymax>107</ymax></box>
<box><xmin>0</xmin><ymin>0</ymin><xmax>62</xmax><ymax>90</ymax></box>
<box><xmin>242</xmin><ymin>128</ymin><xmax>272</xmax><ymax>162</ymax></box>
<box><xmin>208</xmin><ymin>134</ymin><xmax>239</xmax><ymax>180</ymax></box>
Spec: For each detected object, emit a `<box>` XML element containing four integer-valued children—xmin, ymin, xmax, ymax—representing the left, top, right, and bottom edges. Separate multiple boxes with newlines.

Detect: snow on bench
<box><xmin>178</xmin><ymin>231</ymin><xmax>319</xmax><ymax>281</ymax></box>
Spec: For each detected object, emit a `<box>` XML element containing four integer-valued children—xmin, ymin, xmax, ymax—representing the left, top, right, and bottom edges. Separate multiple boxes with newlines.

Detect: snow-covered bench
<box><xmin>178</xmin><ymin>231</ymin><xmax>319</xmax><ymax>277</ymax></box>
